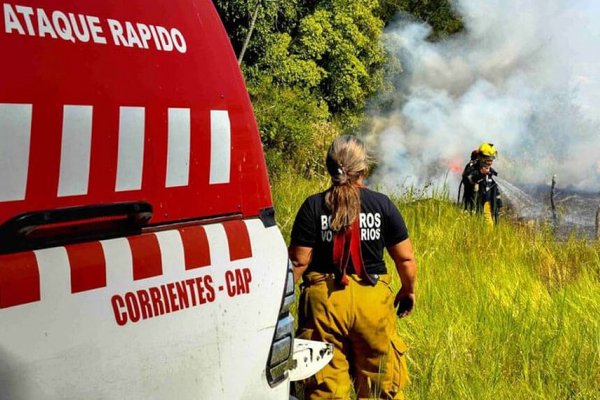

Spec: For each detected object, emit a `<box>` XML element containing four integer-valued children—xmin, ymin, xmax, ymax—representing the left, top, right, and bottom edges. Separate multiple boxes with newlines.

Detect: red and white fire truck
<box><xmin>0</xmin><ymin>1</ymin><xmax>330</xmax><ymax>399</ymax></box>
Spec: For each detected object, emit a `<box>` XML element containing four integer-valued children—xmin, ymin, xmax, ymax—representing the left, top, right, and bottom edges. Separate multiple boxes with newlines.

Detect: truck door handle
<box><xmin>0</xmin><ymin>201</ymin><xmax>152</xmax><ymax>253</ymax></box>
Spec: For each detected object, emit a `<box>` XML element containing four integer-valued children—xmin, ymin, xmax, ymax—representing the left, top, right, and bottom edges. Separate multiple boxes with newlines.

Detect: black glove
<box><xmin>395</xmin><ymin>293</ymin><xmax>415</xmax><ymax>318</ymax></box>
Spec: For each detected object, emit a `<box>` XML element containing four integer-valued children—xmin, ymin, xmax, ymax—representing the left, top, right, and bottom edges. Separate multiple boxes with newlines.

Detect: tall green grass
<box><xmin>273</xmin><ymin>173</ymin><xmax>600</xmax><ymax>399</ymax></box>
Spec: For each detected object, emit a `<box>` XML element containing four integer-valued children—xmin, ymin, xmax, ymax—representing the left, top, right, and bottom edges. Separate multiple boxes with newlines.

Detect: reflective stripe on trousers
<box><xmin>483</xmin><ymin>200</ymin><xmax>494</xmax><ymax>227</ymax></box>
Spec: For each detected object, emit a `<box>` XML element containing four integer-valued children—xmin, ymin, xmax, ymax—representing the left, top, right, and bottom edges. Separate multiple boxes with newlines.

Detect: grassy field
<box><xmin>273</xmin><ymin>174</ymin><xmax>600</xmax><ymax>399</ymax></box>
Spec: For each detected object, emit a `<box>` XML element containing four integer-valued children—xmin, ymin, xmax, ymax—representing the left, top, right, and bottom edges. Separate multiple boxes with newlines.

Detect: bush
<box><xmin>250</xmin><ymin>79</ymin><xmax>337</xmax><ymax>178</ymax></box>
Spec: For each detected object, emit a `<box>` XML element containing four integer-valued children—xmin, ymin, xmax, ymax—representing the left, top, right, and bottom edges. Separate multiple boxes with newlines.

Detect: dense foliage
<box><xmin>377</xmin><ymin>0</ymin><xmax>463</xmax><ymax>40</ymax></box>
<box><xmin>213</xmin><ymin>0</ymin><xmax>462</xmax><ymax>177</ymax></box>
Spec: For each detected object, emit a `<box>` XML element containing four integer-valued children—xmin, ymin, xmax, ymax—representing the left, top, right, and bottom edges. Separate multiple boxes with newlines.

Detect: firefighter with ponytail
<box><xmin>289</xmin><ymin>135</ymin><xmax>417</xmax><ymax>399</ymax></box>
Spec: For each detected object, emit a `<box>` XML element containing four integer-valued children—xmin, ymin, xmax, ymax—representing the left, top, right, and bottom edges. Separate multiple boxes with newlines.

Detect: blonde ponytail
<box><xmin>324</xmin><ymin>135</ymin><xmax>368</xmax><ymax>231</ymax></box>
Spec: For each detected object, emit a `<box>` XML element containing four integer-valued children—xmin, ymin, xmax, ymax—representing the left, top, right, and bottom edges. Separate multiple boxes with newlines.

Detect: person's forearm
<box><xmin>396</xmin><ymin>259</ymin><xmax>416</xmax><ymax>293</ymax></box>
<box><xmin>288</xmin><ymin>245</ymin><xmax>313</xmax><ymax>283</ymax></box>
<box><xmin>388</xmin><ymin>239</ymin><xmax>417</xmax><ymax>293</ymax></box>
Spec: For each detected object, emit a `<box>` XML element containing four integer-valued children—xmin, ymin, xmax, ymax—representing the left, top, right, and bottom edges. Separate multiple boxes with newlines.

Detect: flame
<box><xmin>448</xmin><ymin>159</ymin><xmax>464</xmax><ymax>174</ymax></box>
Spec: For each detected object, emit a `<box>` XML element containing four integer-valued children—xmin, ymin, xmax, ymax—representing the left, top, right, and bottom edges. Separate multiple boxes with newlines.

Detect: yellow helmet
<box><xmin>478</xmin><ymin>142</ymin><xmax>497</xmax><ymax>160</ymax></box>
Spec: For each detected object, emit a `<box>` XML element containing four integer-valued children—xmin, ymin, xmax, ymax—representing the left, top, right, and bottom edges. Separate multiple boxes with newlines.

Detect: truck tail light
<box><xmin>266</xmin><ymin>259</ymin><xmax>295</xmax><ymax>386</ymax></box>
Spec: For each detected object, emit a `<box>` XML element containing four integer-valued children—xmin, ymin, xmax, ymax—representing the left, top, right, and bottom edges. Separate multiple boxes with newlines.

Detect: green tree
<box><xmin>243</xmin><ymin>0</ymin><xmax>386</xmax><ymax>117</ymax></box>
<box><xmin>213</xmin><ymin>0</ymin><xmax>304</xmax><ymax>67</ymax></box>
<box><xmin>377</xmin><ymin>0</ymin><xmax>463</xmax><ymax>39</ymax></box>
<box><xmin>214</xmin><ymin>0</ymin><xmax>388</xmax><ymax>175</ymax></box>
<box><xmin>212</xmin><ymin>0</ymin><xmax>463</xmax><ymax>176</ymax></box>
<box><xmin>250</xmin><ymin>77</ymin><xmax>331</xmax><ymax>178</ymax></box>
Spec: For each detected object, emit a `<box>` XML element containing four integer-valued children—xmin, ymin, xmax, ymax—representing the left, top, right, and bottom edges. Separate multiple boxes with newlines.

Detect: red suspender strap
<box><xmin>333</xmin><ymin>227</ymin><xmax>351</xmax><ymax>286</ymax></box>
<box><xmin>332</xmin><ymin>216</ymin><xmax>366</xmax><ymax>286</ymax></box>
<box><xmin>350</xmin><ymin>217</ymin><xmax>364</xmax><ymax>278</ymax></box>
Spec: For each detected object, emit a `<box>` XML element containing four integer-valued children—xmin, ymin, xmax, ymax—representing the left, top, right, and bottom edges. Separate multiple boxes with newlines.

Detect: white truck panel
<box><xmin>0</xmin><ymin>219</ymin><xmax>289</xmax><ymax>400</ymax></box>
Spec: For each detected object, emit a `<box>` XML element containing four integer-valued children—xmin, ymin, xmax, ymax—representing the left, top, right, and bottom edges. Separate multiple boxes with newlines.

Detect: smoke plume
<box><xmin>367</xmin><ymin>0</ymin><xmax>600</xmax><ymax>194</ymax></box>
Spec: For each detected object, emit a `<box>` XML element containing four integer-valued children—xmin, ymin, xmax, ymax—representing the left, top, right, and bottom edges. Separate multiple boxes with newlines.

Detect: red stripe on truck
<box><xmin>179</xmin><ymin>226</ymin><xmax>211</xmax><ymax>270</ymax></box>
<box><xmin>129</xmin><ymin>234</ymin><xmax>163</xmax><ymax>280</ymax></box>
<box><xmin>0</xmin><ymin>252</ymin><xmax>40</xmax><ymax>308</ymax></box>
<box><xmin>222</xmin><ymin>220</ymin><xmax>252</xmax><ymax>261</ymax></box>
<box><xmin>67</xmin><ymin>242</ymin><xmax>107</xmax><ymax>293</ymax></box>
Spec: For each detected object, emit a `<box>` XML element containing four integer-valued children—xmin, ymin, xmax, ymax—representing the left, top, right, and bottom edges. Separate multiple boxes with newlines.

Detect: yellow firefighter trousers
<box><xmin>296</xmin><ymin>272</ymin><xmax>409</xmax><ymax>400</ymax></box>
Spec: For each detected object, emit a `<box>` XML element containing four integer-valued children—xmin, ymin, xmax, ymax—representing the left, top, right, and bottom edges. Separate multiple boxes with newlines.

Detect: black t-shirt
<box><xmin>290</xmin><ymin>187</ymin><xmax>409</xmax><ymax>275</ymax></box>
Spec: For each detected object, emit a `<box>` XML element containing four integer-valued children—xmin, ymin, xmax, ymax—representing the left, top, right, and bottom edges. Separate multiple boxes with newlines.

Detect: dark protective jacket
<box><xmin>291</xmin><ymin>187</ymin><xmax>408</xmax><ymax>276</ymax></box>
<box><xmin>460</xmin><ymin>160</ymin><xmax>503</xmax><ymax>223</ymax></box>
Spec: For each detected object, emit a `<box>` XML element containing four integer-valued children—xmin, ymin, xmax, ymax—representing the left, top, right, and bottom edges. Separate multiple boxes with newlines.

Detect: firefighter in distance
<box><xmin>460</xmin><ymin>142</ymin><xmax>503</xmax><ymax>225</ymax></box>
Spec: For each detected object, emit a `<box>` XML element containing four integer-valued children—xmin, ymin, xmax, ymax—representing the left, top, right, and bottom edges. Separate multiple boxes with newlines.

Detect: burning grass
<box><xmin>273</xmin><ymin>173</ymin><xmax>600</xmax><ymax>399</ymax></box>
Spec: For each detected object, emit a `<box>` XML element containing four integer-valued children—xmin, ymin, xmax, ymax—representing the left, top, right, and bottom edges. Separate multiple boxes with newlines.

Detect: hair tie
<box><xmin>337</xmin><ymin>162</ymin><xmax>347</xmax><ymax>177</ymax></box>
